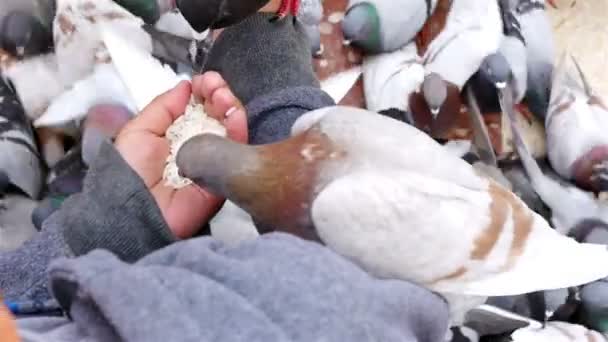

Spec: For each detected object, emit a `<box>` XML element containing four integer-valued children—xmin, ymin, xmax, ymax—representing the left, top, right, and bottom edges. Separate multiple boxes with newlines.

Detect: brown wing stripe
<box><xmin>471</xmin><ymin>183</ymin><xmax>509</xmax><ymax>260</ymax></box>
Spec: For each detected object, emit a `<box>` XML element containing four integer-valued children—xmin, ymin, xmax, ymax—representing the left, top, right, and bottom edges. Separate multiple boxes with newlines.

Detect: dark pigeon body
<box><xmin>0</xmin><ymin>74</ymin><xmax>44</xmax><ymax>199</ymax></box>
<box><xmin>176</xmin><ymin>0</ymin><xmax>270</xmax><ymax>32</ymax></box>
<box><xmin>0</xmin><ymin>11</ymin><xmax>53</xmax><ymax>58</ymax></box>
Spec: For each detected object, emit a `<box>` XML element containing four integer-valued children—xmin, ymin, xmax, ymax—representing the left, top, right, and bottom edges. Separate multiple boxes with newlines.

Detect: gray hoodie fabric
<box><xmin>17</xmin><ymin>233</ymin><xmax>450</xmax><ymax>342</ymax></box>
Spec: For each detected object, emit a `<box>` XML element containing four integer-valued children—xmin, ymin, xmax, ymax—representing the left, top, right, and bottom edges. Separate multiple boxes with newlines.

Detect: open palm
<box><xmin>115</xmin><ymin>77</ymin><xmax>247</xmax><ymax>238</ymax></box>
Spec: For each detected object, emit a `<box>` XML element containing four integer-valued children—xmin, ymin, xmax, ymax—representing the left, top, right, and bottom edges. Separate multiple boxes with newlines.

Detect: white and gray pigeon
<box><xmin>545</xmin><ymin>54</ymin><xmax>608</xmax><ymax>195</ymax></box>
<box><xmin>341</xmin><ymin>0</ymin><xmax>438</xmax><ymax>54</ymax></box>
<box><xmin>453</xmin><ymin>304</ymin><xmax>606</xmax><ymax>342</ymax></box>
<box><xmin>517</xmin><ymin>0</ymin><xmax>556</xmax><ymax>119</ymax></box>
<box><xmin>421</xmin><ymin>0</ymin><xmax>503</xmax><ymax>118</ymax></box>
<box><xmin>175</xmin><ymin>105</ymin><xmax>608</xmax><ymax>326</ymax></box>
<box><xmin>500</xmin><ymin>59</ymin><xmax>608</xmax><ymax>235</ymax></box>
<box><xmin>2</xmin><ymin>0</ymin><xmax>201</xmax><ymax>128</ymax></box>
<box><xmin>0</xmin><ymin>74</ymin><xmax>43</xmax><ymax>199</ymax></box>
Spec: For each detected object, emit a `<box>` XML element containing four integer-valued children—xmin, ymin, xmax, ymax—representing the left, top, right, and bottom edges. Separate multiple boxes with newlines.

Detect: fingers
<box><xmin>122</xmin><ymin>81</ymin><xmax>192</xmax><ymax>136</ymax></box>
<box><xmin>224</xmin><ymin>107</ymin><xmax>249</xmax><ymax>143</ymax></box>
<box><xmin>195</xmin><ymin>72</ymin><xmax>226</xmax><ymax>101</ymax></box>
<box><xmin>193</xmin><ymin>72</ymin><xmax>248</xmax><ymax>143</ymax></box>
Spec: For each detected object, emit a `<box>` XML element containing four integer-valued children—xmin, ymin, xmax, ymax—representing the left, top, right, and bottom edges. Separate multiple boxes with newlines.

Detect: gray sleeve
<box><xmin>203</xmin><ymin>13</ymin><xmax>335</xmax><ymax>145</ymax></box>
<box><xmin>0</xmin><ymin>142</ymin><xmax>175</xmax><ymax>303</ymax></box>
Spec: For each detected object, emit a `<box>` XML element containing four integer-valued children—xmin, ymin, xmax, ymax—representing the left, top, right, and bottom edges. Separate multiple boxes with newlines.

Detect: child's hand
<box><xmin>115</xmin><ymin>75</ymin><xmax>247</xmax><ymax>239</ymax></box>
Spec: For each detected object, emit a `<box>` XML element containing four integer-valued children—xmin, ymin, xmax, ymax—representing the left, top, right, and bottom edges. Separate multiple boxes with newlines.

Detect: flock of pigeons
<box><xmin>1</xmin><ymin>0</ymin><xmax>608</xmax><ymax>341</ymax></box>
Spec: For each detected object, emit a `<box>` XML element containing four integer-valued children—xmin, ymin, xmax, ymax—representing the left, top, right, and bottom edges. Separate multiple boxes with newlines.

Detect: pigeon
<box><xmin>499</xmin><ymin>61</ymin><xmax>608</xmax><ymax>234</ymax></box>
<box><xmin>176</xmin><ymin>105</ymin><xmax>608</xmax><ymax>325</ymax></box>
<box><xmin>0</xmin><ymin>0</ymin><xmax>56</xmax><ymax>58</ymax></box>
<box><xmin>0</xmin><ymin>0</ymin><xmax>148</xmax><ymax>123</ymax></box>
<box><xmin>545</xmin><ymin>55</ymin><xmax>608</xmax><ymax>194</ymax></box>
<box><xmin>341</xmin><ymin>0</ymin><xmax>438</xmax><ymax>54</ymax></box>
<box><xmin>455</xmin><ymin>304</ymin><xmax>605</xmax><ymax>342</ymax></box>
<box><xmin>566</xmin><ymin>219</ymin><xmax>608</xmax><ymax>333</ymax></box>
<box><xmin>518</xmin><ymin>0</ymin><xmax>556</xmax><ymax>120</ymax></box>
<box><xmin>361</xmin><ymin>41</ymin><xmax>424</xmax><ymax>113</ymax></box>
<box><xmin>470</xmin><ymin>0</ymin><xmax>528</xmax><ymax>121</ymax></box>
<box><xmin>175</xmin><ymin>0</ymin><xmax>300</xmax><ymax>33</ymax></box>
<box><xmin>113</xmin><ymin>0</ymin><xmax>174</xmax><ymax>24</ymax></box>
<box><xmin>421</xmin><ymin>0</ymin><xmax>502</xmax><ymax>116</ymax></box>
<box><xmin>510</xmin><ymin>321</ymin><xmax>606</xmax><ymax>342</ymax></box>
<box><xmin>0</xmin><ymin>11</ymin><xmax>53</xmax><ymax>58</ymax></box>
<box><xmin>0</xmin><ymin>75</ymin><xmax>44</xmax><ymax>199</ymax></box>
<box><xmin>22</xmin><ymin>0</ymin><xmax>199</xmax><ymax>127</ymax></box>
<box><xmin>298</xmin><ymin>0</ymin><xmax>323</xmax><ymax>57</ymax></box>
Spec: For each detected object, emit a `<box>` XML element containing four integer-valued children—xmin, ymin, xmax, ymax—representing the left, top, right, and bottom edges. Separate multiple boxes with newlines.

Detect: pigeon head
<box><xmin>422</xmin><ymin>73</ymin><xmax>448</xmax><ymax>118</ymax></box>
<box><xmin>479</xmin><ymin>53</ymin><xmax>512</xmax><ymax>90</ymax></box>
<box><xmin>0</xmin><ymin>11</ymin><xmax>52</xmax><ymax>58</ymax></box>
<box><xmin>81</xmin><ymin>104</ymin><xmax>133</xmax><ymax>166</ymax></box>
<box><xmin>342</xmin><ymin>2</ymin><xmax>382</xmax><ymax>53</ymax></box>
<box><xmin>177</xmin><ymin>134</ymin><xmax>261</xmax><ymax>198</ymax></box>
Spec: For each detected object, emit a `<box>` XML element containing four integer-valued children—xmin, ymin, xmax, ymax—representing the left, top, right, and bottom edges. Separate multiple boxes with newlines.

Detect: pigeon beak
<box><xmin>342</xmin><ymin>39</ymin><xmax>352</xmax><ymax>47</ymax></box>
<box><xmin>315</xmin><ymin>44</ymin><xmax>325</xmax><ymax>57</ymax></box>
<box><xmin>430</xmin><ymin>107</ymin><xmax>440</xmax><ymax>118</ymax></box>
<box><xmin>546</xmin><ymin>0</ymin><xmax>558</xmax><ymax>9</ymax></box>
<box><xmin>495</xmin><ymin>82</ymin><xmax>507</xmax><ymax>90</ymax></box>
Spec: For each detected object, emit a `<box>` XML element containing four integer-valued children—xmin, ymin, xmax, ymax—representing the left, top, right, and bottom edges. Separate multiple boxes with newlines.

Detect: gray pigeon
<box><xmin>0</xmin><ymin>0</ymin><xmax>55</xmax><ymax>58</ymax></box>
<box><xmin>516</xmin><ymin>0</ymin><xmax>556</xmax><ymax>119</ymax></box>
<box><xmin>473</xmin><ymin>0</ymin><xmax>528</xmax><ymax>117</ymax></box>
<box><xmin>298</xmin><ymin>0</ymin><xmax>324</xmax><ymax>57</ymax></box>
<box><xmin>500</xmin><ymin>72</ymin><xmax>608</xmax><ymax>235</ymax></box>
<box><xmin>342</xmin><ymin>0</ymin><xmax>438</xmax><ymax>54</ymax></box>
<box><xmin>0</xmin><ymin>76</ymin><xmax>44</xmax><ymax>199</ymax></box>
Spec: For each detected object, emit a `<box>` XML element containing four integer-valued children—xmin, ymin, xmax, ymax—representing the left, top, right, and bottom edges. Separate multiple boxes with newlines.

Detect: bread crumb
<box><xmin>163</xmin><ymin>97</ymin><xmax>227</xmax><ymax>188</ymax></box>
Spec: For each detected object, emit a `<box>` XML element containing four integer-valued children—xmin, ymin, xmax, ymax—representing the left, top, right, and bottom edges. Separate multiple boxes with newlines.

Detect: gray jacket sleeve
<box><xmin>18</xmin><ymin>233</ymin><xmax>450</xmax><ymax>342</ymax></box>
<box><xmin>0</xmin><ymin>142</ymin><xmax>175</xmax><ymax>304</ymax></box>
<box><xmin>203</xmin><ymin>13</ymin><xmax>335</xmax><ymax>145</ymax></box>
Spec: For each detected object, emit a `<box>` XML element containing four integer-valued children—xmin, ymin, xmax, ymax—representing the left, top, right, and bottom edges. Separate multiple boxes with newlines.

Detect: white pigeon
<box><xmin>175</xmin><ymin>105</ymin><xmax>608</xmax><ymax>325</ymax></box>
<box><xmin>423</xmin><ymin>0</ymin><xmax>503</xmax><ymax>91</ymax></box>
<box><xmin>362</xmin><ymin>41</ymin><xmax>425</xmax><ymax>113</ymax></box>
<box><xmin>460</xmin><ymin>304</ymin><xmax>606</xmax><ymax>342</ymax></box>
<box><xmin>53</xmin><ymin>0</ymin><xmax>152</xmax><ymax>86</ymax></box>
<box><xmin>0</xmin><ymin>53</ymin><xmax>66</xmax><ymax>120</ymax></box>
<box><xmin>1</xmin><ymin>0</ymin><xmax>151</xmax><ymax>126</ymax></box>
<box><xmin>512</xmin><ymin>321</ymin><xmax>606</xmax><ymax>342</ymax></box>
<box><xmin>545</xmin><ymin>54</ymin><xmax>608</xmax><ymax>194</ymax></box>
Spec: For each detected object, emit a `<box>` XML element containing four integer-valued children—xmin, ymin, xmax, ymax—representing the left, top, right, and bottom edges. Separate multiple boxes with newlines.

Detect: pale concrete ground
<box><xmin>549</xmin><ymin>0</ymin><xmax>608</xmax><ymax>97</ymax></box>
